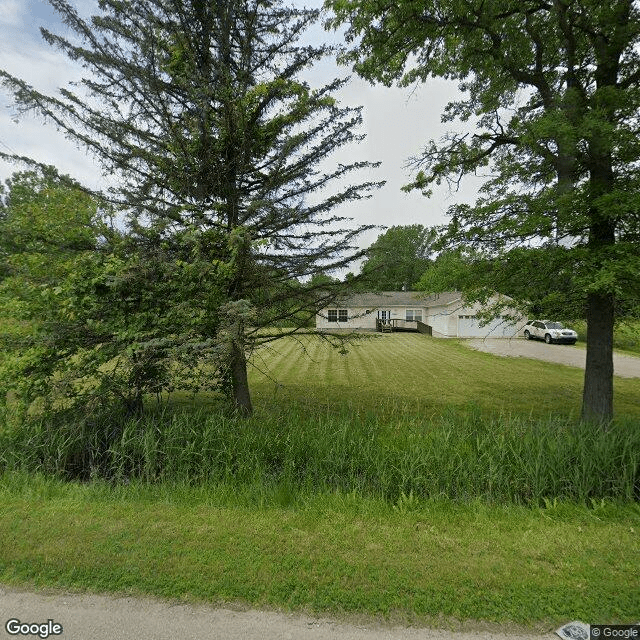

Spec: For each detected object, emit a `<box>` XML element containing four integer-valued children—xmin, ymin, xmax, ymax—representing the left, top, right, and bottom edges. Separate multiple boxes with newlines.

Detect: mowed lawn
<box><xmin>1</xmin><ymin>476</ymin><xmax>639</xmax><ymax>625</ymax></box>
<box><xmin>248</xmin><ymin>333</ymin><xmax>640</xmax><ymax>419</ymax></box>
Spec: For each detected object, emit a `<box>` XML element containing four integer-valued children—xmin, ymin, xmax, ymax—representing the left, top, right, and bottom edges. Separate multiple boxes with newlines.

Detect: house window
<box><xmin>328</xmin><ymin>309</ymin><xmax>348</xmax><ymax>323</ymax></box>
<box><xmin>406</xmin><ymin>309</ymin><xmax>423</xmax><ymax>322</ymax></box>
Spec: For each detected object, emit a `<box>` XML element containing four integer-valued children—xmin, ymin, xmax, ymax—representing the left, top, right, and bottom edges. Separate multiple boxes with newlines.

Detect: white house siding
<box><xmin>315</xmin><ymin>292</ymin><xmax>525</xmax><ymax>338</ymax></box>
<box><xmin>425</xmin><ymin>308</ymin><xmax>451</xmax><ymax>336</ymax></box>
<box><xmin>316</xmin><ymin>306</ymin><xmax>429</xmax><ymax>331</ymax></box>
<box><xmin>377</xmin><ymin>308</ymin><xmax>426</xmax><ymax>323</ymax></box>
<box><xmin>315</xmin><ymin>307</ymin><xmax>377</xmax><ymax>330</ymax></box>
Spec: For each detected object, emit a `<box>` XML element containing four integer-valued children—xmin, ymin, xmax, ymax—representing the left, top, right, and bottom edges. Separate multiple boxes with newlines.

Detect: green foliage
<box><xmin>0</xmin><ymin>170</ymin><xmax>102</xmax><ymax>413</ymax></box>
<box><xmin>0</xmin><ymin>0</ymin><xmax>383</xmax><ymax>416</ymax></box>
<box><xmin>610</xmin><ymin>320</ymin><xmax>640</xmax><ymax>353</ymax></box>
<box><xmin>416</xmin><ymin>249</ymin><xmax>472</xmax><ymax>293</ymax></box>
<box><xmin>360</xmin><ymin>224</ymin><xmax>436</xmax><ymax>290</ymax></box>
<box><xmin>307</xmin><ymin>272</ymin><xmax>340</xmax><ymax>289</ymax></box>
<box><xmin>3</xmin><ymin>334</ymin><xmax>640</xmax><ymax>498</ymax></box>
<box><xmin>2</xmin><ymin>331</ymin><xmax>639</xmax><ymax>622</ymax></box>
<box><xmin>3</xmin><ymin>399</ymin><xmax>639</xmax><ymax>502</ymax></box>
<box><xmin>572</xmin><ymin>319</ymin><xmax>640</xmax><ymax>354</ymax></box>
<box><xmin>417</xmin><ymin>246</ymin><xmax>589</xmax><ymax>321</ymax></box>
<box><xmin>326</xmin><ymin>0</ymin><xmax>640</xmax><ymax>421</ymax></box>
<box><xmin>0</xmin><ymin>169</ymin><xmax>234</xmax><ymax>424</ymax></box>
<box><xmin>0</xmin><ymin>169</ymin><xmax>97</xmax><ymax>288</ymax></box>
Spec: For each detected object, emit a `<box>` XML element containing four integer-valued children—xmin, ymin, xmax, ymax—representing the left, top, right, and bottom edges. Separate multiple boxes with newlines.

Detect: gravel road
<box><xmin>464</xmin><ymin>338</ymin><xmax>640</xmax><ymax>378</ymax></box>
<box><xmin>0</xmin><ymin>587</ymin><xmax>555</xmax><ymax>640</ymax></box>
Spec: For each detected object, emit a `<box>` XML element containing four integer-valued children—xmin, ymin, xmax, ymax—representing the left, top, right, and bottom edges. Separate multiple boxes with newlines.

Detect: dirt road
<box><xmin>465</xmin><ymin>339</ymin><xmax>640</xmax><ymax>378</ymax></box>
<box><xmin>0</xmin><ymin>586</ymin><xmax>554</xmax><ymax>640</ymax></box>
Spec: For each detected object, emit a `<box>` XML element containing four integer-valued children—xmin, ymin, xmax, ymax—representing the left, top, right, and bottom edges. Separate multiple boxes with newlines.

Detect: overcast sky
<box><xmin>0</xmin><ymin>0</ymin><xmax>482</xmax><ymax>253</ymax></box>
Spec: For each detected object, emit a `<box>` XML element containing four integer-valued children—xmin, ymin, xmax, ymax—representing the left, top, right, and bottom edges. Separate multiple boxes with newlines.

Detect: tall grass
<box><xmin>2</xmin><ymin>399</ymin><xmax>638</xmax><ymax>504</ymax></box>
<box><xmin>572</xmin><ymin>318</ymin><xmax>640</xmax><ymax>354</ymax></box>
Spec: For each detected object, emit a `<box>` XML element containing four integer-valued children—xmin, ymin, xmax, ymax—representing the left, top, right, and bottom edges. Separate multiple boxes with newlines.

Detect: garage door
<box><xmin>457</xmin><ymin>315</ymin><xmax>519</xmax><ymax>338</ymax></box>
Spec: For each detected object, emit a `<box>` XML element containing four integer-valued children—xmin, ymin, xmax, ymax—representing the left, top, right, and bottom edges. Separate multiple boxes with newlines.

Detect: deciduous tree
<box><xmin>327</xmin><ymin>0</ymin><xmax>640</xmax><ymax>422</ymax></box>
<box><xmin>360</xmin><ymin>224</ymin><xmax>436</xmax><ymax>290</ymax></box>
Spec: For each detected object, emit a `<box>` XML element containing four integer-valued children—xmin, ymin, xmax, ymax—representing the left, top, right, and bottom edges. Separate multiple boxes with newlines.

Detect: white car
<box><xmin>523</xmin><ymin>320</ymin><xmax>578</xmax><ymax>345</ymax></box>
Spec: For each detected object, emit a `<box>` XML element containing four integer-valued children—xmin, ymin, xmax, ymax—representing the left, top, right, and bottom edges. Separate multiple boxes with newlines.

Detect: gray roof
<box><xmin>332</xmin><ymin>291</ymin><xmax>462</xmax><ymax>308</ymax></box>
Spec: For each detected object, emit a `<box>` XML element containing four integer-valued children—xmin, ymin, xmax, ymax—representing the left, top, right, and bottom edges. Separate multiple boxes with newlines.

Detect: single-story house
<box><xmin>316</xmin><ymin>291</ymin><xmax>524</xmax><ymax>338</ymax></box>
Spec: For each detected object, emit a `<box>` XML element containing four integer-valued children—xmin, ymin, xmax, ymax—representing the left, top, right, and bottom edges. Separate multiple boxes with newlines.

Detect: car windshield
<box><xmin>546</xmin><ymin>322</ymin><xmax>565</xmax><ymax>329</ymax></box>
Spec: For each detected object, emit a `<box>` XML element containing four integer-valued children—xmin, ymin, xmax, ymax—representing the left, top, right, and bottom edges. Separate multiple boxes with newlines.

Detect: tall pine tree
<box><xmin>1</xmin><ymin>0</ymin><xmax>381</xmax><ymax>414</ymax></box>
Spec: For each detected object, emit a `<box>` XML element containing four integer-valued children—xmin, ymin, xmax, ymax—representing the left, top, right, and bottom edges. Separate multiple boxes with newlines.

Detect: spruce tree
<box><xmin>1</xmin><ymin>0</ymin><xmax>381</xmax><ymax>415</ymax></box>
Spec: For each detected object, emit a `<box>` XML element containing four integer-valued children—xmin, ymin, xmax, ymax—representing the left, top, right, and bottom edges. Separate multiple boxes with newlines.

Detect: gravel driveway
<box><xmin>0</xmin><ymin>587</ymin><xmax>554</xmax><ymax>640</ymax></box>
<box><xmin>464</xmin><ymin>338</ymin><xmax>640</xmax><ymax>378</ymax></box>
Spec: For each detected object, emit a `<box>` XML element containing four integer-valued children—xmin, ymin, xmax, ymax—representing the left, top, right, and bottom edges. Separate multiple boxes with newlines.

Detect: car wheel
<box><xmin>544</xmin><ymin>333</ymin><xmax>552</xmax><ymax>344</ymax></box>
<box><xmin>524</xmin><ymin>330</ymin><xmax>531</xmax><ymax>340</ymax></box>
<box><xmin>568</xmin><ymin>340</ymin><xmax>576</xmax><ymax>345</ymax></box>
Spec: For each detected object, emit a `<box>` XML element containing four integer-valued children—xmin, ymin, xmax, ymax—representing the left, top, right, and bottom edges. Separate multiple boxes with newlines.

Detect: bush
<box><xmin>571</xmin><ymin>319</ymin><xmax>640</xmax><ymax>354</ymax></box>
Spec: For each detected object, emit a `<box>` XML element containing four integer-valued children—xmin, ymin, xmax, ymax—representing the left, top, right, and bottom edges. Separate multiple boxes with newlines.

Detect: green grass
<box><xmin>0</xmin><ymin>472</ymin><xmax>638</xmax><ymax>625</ymax></box>
<box><xmin>4</xmin><ymin>402</ymin><xmax>639</xmax><ymax>502</ymax></box>
<box><xmin>248</xmin><ymin>333</ymin><xmax>640</xmax><ymax>418</ymax></box>
<box><xmin>571</xmin><ymin>319</ymin><xmax>640</xmax><ymax>355</ymax></box>
<box><xmin>2</xmin><ymin>335</ymin><xmax>639</xmax><ymax>502</ymax></box>
<box><xmin>1</xmin><ymin>334</ymin><xmax>639</xmax><ymax>624</ymax></box>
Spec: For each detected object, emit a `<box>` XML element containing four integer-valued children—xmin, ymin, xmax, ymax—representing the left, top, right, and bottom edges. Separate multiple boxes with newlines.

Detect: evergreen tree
<box><xmin>1</xmin><ymin>0</ymin><xmax>381</xmax><ymax>415</ymax></box>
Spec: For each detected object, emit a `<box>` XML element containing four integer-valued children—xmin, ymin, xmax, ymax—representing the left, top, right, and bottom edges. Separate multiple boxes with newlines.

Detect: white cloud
<box><xmin>0</xmin><ymin>35</ymin><xmax>96</xmax><ymax>185</ymax></box>
<box><xmin>0</xmin><ymin>107</ymin><xmax>105</xmax><ymax>189</ymax></box>
<box><xmin>0</xmin><ymin>0</ymin><xmax>23</xmax><ymax>28</ymax></box>
<box><xmin>1</xmin><ymin>42</ymin><xmax>82</xmax><ymax>92</ymax></box>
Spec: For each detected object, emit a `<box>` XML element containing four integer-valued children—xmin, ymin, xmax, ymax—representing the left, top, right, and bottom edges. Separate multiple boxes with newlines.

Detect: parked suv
<box><xmin>523</xmin><ymin>320</ymin><xmax>577</xmax><ymax>344</ymax></box>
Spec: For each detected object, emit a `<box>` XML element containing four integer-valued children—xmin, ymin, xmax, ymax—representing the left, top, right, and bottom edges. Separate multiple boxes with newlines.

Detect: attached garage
<box><xmin>426</xmin><ymin>312</ymin><xmax>449</xmax><ymax>336</ymax></box>
<box><xmin>457</xmin><ymin>315</ymin><xmax>520</xmax><ymax>338</ymax></box>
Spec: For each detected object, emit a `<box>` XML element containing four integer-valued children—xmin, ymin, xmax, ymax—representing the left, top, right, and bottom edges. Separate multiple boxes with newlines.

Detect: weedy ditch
<box><xmin>2</xmin><ymin>399</ymin><xmax>638</xmax><ymax>505</ymax></box>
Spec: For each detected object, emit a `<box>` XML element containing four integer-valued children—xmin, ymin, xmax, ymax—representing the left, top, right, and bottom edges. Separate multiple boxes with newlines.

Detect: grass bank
<box><xmin>571</xmin><ymin>319</ymin><xmax>640</xmax><ymax>355</ymax></box>
<box><xmin>2</xmin><ymin>335</ymin><xmax>639</xmax><ymax>501</ymax></box>
<box><xmin>1</xmin><ymin>472</ymin><xmax>638</xmax><ymax>625</ymax></box>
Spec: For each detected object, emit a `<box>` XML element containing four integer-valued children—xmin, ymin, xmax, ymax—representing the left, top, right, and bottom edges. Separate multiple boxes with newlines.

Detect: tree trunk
<box><xmin>230</xmin><ymin>341</ymin><xmax>253</xmax><ymax>416</ymax></box>
<box><xmin>581</xmin><ymin>294</ymin><xmax>614</xmax><ymax>423</ymax></box>
<box><xmin>581</xmin><ymin>98</ymin><xmax>616</xmax><ymax>423</ymax></box>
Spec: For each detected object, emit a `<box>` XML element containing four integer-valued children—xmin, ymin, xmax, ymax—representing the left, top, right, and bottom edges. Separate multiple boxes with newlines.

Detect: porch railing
<box><xmin>376</xmin><ymin>319</ymin><xmax>433</xmax><ymax>335</ymax></box>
